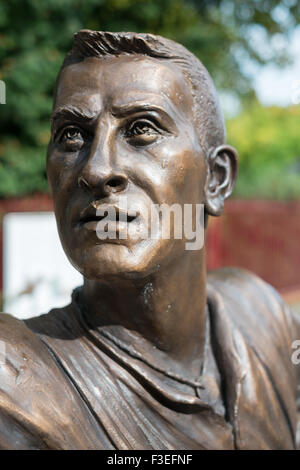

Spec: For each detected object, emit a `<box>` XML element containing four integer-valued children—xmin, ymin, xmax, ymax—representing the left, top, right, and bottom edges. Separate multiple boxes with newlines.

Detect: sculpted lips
<box><xmin>78</xmin><ymin>203</ymin><xmax>139</xmax><ymax>230</ymax></box>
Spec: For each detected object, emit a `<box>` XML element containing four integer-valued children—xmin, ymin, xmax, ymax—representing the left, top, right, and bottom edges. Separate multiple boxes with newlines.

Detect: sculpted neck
<box><xmin>81</xmin><ymin>249</ymin><xmax>207</xmax><ymax>378</ymax></box>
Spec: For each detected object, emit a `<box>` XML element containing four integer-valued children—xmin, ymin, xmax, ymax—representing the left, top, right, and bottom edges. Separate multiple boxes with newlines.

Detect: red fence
<box><xmin>1</xmin><ymin>195</ymin><xmax>300</xmax><ymax>297</ymax></box>
<box><xmin>206</xmin><ymin>200</ymin><xmax>300</xmax><ymax>297</ymax></box>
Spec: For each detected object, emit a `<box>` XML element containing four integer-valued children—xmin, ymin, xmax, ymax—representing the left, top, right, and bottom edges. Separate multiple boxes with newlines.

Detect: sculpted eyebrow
<box><xmin>50</xmin><ymin>106</ymin><xmax>99</xmax><ymax>125</ymax></box>
<box><xmin>111</xmin><ymin>103</ymin><xmax>171</xmax><ymax>118</ymax></box>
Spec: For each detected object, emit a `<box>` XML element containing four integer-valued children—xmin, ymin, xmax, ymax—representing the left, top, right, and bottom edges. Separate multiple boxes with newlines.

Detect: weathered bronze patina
<box><xmin>0</xmin><ymin>31</ymin><xmax>299</xmax><ymax>449</ymax></box>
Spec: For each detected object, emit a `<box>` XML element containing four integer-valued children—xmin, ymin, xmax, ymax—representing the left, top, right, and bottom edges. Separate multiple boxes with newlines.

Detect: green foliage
<box><xmin>0</xmin><ymin>0</ymin><xmax>299</xmax><ymax>198</ymax></box>
<box><xmin>227</xmin><ymin>103</ymin><xmax>300</xmax><ymax>199</ymax></box>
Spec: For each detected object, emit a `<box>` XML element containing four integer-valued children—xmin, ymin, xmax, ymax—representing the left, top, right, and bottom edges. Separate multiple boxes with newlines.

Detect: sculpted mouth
<box><xmin>79</xmin><ymin>205</ymin><xmax>138</xmax><ymax>226</ymax></box>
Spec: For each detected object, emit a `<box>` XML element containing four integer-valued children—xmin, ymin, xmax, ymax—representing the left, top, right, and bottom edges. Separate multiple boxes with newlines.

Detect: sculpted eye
<box><xmin>125</xmin><ymin>119</ymin><xmax>162</xmax><ymax>145</ymax></box>
<box><xmin>56</xmin><ymin>126</ymin><xmax>86</xmax><ymax>151</ymax></box>
<box><xmin>127</xmin><ymin>121</ymin><xmax>158</xmax><ymax>136</ymax></box>
<box><xmin>62</xmin><ymin>127</ymin><xmax>82</xmax><ymax>140</ymax></box>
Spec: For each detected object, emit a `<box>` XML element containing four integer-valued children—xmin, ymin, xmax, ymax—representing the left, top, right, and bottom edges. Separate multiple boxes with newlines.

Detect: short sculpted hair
<box><xmin>58</xmin><ymin>30</ymin><xmax>226</xmax><ymax>158</ymax></box>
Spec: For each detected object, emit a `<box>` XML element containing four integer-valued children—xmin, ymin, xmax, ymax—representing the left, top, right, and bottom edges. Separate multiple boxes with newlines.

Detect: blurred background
<box><xmin>0</xmin><ymin>0</ymin><xmax>300</xmax><ymax>318</ymax></box>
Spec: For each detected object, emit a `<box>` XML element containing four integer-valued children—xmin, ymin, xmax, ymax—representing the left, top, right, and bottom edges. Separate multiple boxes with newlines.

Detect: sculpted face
<box><xmin>47</xmin><ymin>55</ymin><xmax>209</xmax><ymax>280</ymax></box>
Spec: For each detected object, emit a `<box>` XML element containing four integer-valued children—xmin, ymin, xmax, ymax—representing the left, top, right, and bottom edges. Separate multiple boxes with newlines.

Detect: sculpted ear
<box><xmin>204</xmin><ymin>144</ymin><xmax>238</xmax><ymax>217</ymax></box>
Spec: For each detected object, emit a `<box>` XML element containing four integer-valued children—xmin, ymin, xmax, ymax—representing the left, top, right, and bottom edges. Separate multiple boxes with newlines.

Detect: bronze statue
<box><xmin>0</xmin><ymin>30</ymin><xmax>299</xmax><ymax>450</ymax></box>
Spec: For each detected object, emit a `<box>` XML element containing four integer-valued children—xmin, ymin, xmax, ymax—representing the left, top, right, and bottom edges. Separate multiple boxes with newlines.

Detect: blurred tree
<box><xmin>0</xmin><ymin>0</ymin><xmax>299</xmax><ymax>197</ymax></box>
<box><xmin>227</xmin><ymin>102</ymin><xmax>300</xmax><ymax>199</ymax></box>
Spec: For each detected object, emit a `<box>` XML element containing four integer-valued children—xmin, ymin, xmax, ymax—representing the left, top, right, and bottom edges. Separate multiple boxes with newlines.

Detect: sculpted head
<box><xmin>47</xmin><ymin>30</ymin><xmax>238</xmax><ymax>280</ymax></box>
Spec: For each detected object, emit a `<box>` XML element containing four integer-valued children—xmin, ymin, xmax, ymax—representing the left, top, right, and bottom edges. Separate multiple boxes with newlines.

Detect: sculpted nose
<box><xmin>102</xmin><ymin>174</ymin><xmax>128</xmax><ymax>194</ymax></box>
<box><xmin>78</xmin><ymin>129</ymin><xmax>128</xmax><ymax>196</ymax></box>
<box><xmin>78</xmin><ymin>172</ymin><xmax>128</xmax><ymax>196</ymax></box>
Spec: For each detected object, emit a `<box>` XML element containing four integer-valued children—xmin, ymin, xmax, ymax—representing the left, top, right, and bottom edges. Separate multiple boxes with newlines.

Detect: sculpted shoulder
<box><xmin>0</xmin><ymin>311</ymin><xmax>106</xmax><ymax>449</ymax></box>
<box><xmin>0</xmin><ymin>312</ymin><xmax>48</xmax><ymax>366</ymax></box>
<box><xmin>0</xmin><ymin>312</ymin><xmax>65</xmax><ymax>448</ymax></box>
<box><xmin>0</xmin><ymin>312</ymin><xmax>63</xmax><ymax>396</ymax></box>
<box><xmin>207</xmin><ymin>267</ymin><xmax>297</xmax><ymax>378</ymax></box>
<box><xmin>207</xmin><ymin>267</ymin><xmax>300</xmax><ymax>449</ymax></box>
<box><xmin>207</xmin><ymin>267</ymin><xmax>295</xmax><ymax>339</ymax></box>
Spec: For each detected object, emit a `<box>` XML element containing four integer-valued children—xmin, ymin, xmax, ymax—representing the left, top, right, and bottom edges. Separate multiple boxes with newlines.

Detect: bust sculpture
<box><xmin>0</xmin><ymin>30</ymin><xmax>299</xmax><ymax>450</ymax></box>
